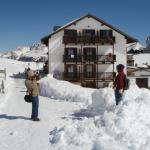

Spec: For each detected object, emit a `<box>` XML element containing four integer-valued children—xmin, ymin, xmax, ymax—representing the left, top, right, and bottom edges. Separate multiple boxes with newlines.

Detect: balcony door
<box><xmin>83</xmin><ymin>47</ymin><xmax>96</xmax><ymax>61</ymax></box>
<box><xmin>100</xmin><ymin>30</ymin><xmax>113</xmax><ymax>43</ymax></box>
<box><xmin>84</xmin><ymin>64</ymin><xmax>96</xmax><ymax>78</ymax></box>
<box><xmin>65</xmin><ymin>48</ymin><xmax>77</xmax><ymax>61</ymax></box>
<box><xmin>65</xmin><ymin>64</ymin><xmax>77</xmax><ymax>78</ymax></box>
<box><xmin>83</xmin><ymin>29</ymin><xmax>95</xmax><ymax>43</ymax></box>
<box><xmin>100</xmin><ymin>30</ymin><xmax>112</xmax><ymax>38</ymax></box>
<box><xmin>64</xmin><ymin>29</ymin><xmax>77</xmax><ymax>43</ymax></box>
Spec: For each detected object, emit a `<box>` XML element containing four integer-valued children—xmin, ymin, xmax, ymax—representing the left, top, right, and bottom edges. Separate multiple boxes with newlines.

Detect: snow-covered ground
<box><xmin>0</xmin><ymin>58</ymin><xmax>150</xmax><ymax>150</ymax></box>
<box><xmin>0</xmin><ymin>58</ymin><xmax>82</xmax><ymax>150</ymax></box>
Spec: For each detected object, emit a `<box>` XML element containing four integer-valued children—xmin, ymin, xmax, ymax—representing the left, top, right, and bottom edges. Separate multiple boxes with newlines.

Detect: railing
<box><xmin>63</xmin><ymin>55</ymin><xmax>116</xmax><ymax>63</ymax></box>
<box><xmin>63</xmin><ymin>72</ymin><xmax>115</xmax><ymax>80</ymax></box>
<box><xmin>63</xmin><ymin>72</ymin><xmax>80</xmax><ymax>81</ymax></box>
<box><xmin>99</xmin><ymin>37</ymin><xmax>115</xmax><ymax>44</ymax></box>
<box><xmin>97</xmin><ymin>55</ymin><xmax>116</xmax><ymax>63</ymax></box>
<box><xmin>63</xmin><ymin>35</ymin><xmax>115</xmax><ymax>44</ymax></box>
<box><xmin>63</xmin><ymin>36</ymin><xmax>78</xmax><ymax>44</ymax></box>
<box><xmin>63</xmin><ymin>55</ymin><xmax>82</xmax><ymax>62</ymax></box>
<box><xmin>97</xmin><ymin>72</ymin><xmax>115</xmax><ymax>80</ymax></box>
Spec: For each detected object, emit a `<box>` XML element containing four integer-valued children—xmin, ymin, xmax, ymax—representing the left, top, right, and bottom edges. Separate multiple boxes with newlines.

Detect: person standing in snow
<box><xmin>25</xmin><ymin>70</ymin><xmax>40</xmax><ymax>121</ymax></box>
<box><xmin>113</xmin><ymin>64</ymin><xmax>125</xmax><ymax>105</ymax></box>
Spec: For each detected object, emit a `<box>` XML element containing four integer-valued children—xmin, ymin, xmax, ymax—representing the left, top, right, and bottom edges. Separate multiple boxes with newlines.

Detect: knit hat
<box><xmin>116</xmin><ymin>64</ymin><xmax>125</xmax><ymax>71</ymax></box>
<box><xmin>27</xmin><ymin>70</ymin><xmax>34</xmax><ymax>77</ymax></box>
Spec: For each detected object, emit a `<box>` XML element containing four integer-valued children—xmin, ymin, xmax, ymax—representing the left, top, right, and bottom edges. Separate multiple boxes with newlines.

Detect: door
<box><xmin>136</xmin><ymin>78</ymin><xmax>148</xmax><ymax>88</ymax></box>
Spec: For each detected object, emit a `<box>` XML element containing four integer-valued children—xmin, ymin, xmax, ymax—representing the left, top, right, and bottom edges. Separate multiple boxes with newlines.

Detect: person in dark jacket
<box><xmin>114</xmin><ymin>64</ymin><xmax>125</xmax><ymax>105</ymax></box>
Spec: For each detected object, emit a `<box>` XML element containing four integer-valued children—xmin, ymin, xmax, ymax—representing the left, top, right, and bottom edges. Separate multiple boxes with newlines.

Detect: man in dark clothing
<box><xmin>114</xmin><ymin>64</ymin><xmax>126</xmax><ymax>105</ymax></box>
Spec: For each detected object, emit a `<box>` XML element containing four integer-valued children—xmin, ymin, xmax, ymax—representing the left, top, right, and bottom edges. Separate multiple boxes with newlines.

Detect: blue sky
<box><xmin>0</xmin><ymin>0</ymin><xmax>149</xmax><ymax>51</ymax></box>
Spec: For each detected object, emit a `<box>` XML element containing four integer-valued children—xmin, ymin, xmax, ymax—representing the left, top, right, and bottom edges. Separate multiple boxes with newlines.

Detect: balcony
<box><xmin>63</xmin><ymin>54</ymin><xmax>116</xmax><ymax>63</ymax></box>
<box><xmin>63</xmin><ymin>35</ymin><xmax>115</xmax><ymax>45</ymax></box>
<box><xmin>63</xmin><ymin>55</ymin><xmax>82</xmax><ymax>62</ymax></box>
<box><xmin>100</xmin><ymin>36</ymin><xmax>115</xmax><ymax>44</ymax></box>
<box><xmin>63</xmin><ymin>72</ymin><xmax>115</xmax><ymax>81</ymax></box>
<box><xmin>82</xmin><ymin>35</ymin><xmax>97</xmax><ymax>44</ymax></box>
<box><xmin>83</xmin><ymin>55</ymin><xmax>96</xmax><ymax>62</ymax></box>
<box><xmin>63</xmin><ymin>72</ymin><xmax>80</xmax><ymax>81</ymax></box>
<box><xmin>97</xmin><ymin>54</ymin><xmax>116</xmax><ymax>63</ymax></box>
<box><xmin>63</xmin><ymin>35</ymin><xmax>78</xmax><ymax>44</ymax></box>
<box><xmin>97</xmin><ymin>72</ymin><xmax>115</xmax><ymax>80</ymax></box>
<box><xmin>82</xmin><ymin>72</ymin><xmax>96</xmax><ymax>79</ymax></box>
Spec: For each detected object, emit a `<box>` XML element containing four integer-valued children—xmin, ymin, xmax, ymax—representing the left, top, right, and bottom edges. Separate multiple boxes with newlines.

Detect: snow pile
<box><xmin>39</xmin><ymin>74</ymin><xmax>95</xmax><ymax>105</ymax></box>
<box><xmin>49</xmin><ymin>84</ymin><xmax>150</xmax><ymax>150</ymax></box>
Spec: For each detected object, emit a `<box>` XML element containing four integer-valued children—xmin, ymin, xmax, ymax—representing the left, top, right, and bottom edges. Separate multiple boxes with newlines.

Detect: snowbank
<box><xmin>39</xmin><ymin>75</ymin><xmax>95</xmax><ymax>105</ymax></box>
<box><xmin>49</xmin><ymin>84</ymin><xmax>150</xmax><ymax>150</ymax></box>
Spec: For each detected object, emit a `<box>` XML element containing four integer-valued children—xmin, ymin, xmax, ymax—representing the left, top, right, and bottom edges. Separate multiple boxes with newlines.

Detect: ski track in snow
<box><xmin>0</xmin><ymin>78</ymin><xmax>80</xmax><ymax>150</ymax></box>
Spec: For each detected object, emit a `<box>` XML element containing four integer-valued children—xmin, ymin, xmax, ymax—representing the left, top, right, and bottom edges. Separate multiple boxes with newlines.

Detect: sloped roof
<box><xmin>41</xmin><ymin>14</ymin><xmax>138</xmax><ymax>45</ymax></box>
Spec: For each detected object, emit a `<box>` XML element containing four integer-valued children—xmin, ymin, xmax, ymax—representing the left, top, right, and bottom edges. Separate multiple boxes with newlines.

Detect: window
<box><xmin>65</xmin><ymin>29</ymin><xmax>77</xmax><ymax>37</ymax></box>
<box><xmin>84</xmin><ymin>64</ymin><xmax>96</xmax><ymax>78</ymax></box>
<box><xmin>65</xmin><ymin>65</ymin><xmax>77</xmax><ymax>78</ymax></box>
<box><xmin>66</xmin><ymin>48</ymin><xmax>77</xmax><ymax>55</ymax></box>
<box><xmin>100</xmin><ymin>30</ymin><xmax>112</xmax><ymax>38</ymax></box>
<box><xmin>83</xmin><ymin>29</ymin><xmax>95</xmax><ymax>42</ymax></box>
<box><xmin>83</xmin><ymin>48</ymin><xmax>96</xmax><ymax>61</ymax></box>
<box><xmin>68</xmin><ymin>65</ymin><xmax>74</xmax><ymax>73</ymax></box>
<box><xmin>64</xmin><ymin>29</ymin><xmax>77</xmax><ymax>43</ymax></box>
<box><xmin>65</xmin><ymin>48</ymin><xmax>77</xmax><ymax>60</ymax></box>
<box><xmin>86</xmin><ymin>65</ymin><xmax>92</xmax><ymax>72</ymax></box>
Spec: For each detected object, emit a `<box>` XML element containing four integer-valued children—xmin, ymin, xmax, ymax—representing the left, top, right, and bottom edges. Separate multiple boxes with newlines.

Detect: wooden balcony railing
<box><xmin>96</xmin><ymin>55</ymin><xmax>116</xmax><ymax>63</ymax></box>
<box><xmin>63</xmin><ymin>55</ymin><xmax>82</xmax><ymax>62</ymax></box>
<box><xmin>97</xmin><ymin>72</ymin><xmax>115</xmax><ymax>80</ymax></box>
<box><xmin>63</xmin><ymin>55</ymin><xmax>116</xmax><ymax>63</ymax></box>
<box><xmin>99</xmin><ymin>37</ymin><xmax>115</xmax><ymax>44</ymax></box>
<box><xmin>63</xmin><ymin>35</ymin><xmax>115</xmax><ymax>44</ymax></box>
<box><xmin>83</xmin><ymin>55</ymin><xmax>96</xmax><ymax>61</ymax></box>
<box><xmin>63</xmin><ymin>72</ymin><xmax>80</xmax><ymax>81</ymax></box>
<box><xmin>63</xmin><ymin>72</ymin><xmax>115</xmax><ymax>80</ymax></box>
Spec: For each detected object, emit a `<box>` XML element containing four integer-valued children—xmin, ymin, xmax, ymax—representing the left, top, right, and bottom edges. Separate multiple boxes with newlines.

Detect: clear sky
<box><xmin>0</xmin><ymin>0</ymin><xmax>149</xmax><ymax>51</ymax></box>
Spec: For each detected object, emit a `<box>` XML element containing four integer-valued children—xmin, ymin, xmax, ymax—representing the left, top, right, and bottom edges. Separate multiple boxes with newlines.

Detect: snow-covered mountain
<box><xmin>0</xmin><ymin>43</ymin><xmax>48</xmax><ymax>62</ymax></box>
<box><xmin>127</xmin><ymin>42</ymin><xmax>144</xmax><ymax>51</ymax></box>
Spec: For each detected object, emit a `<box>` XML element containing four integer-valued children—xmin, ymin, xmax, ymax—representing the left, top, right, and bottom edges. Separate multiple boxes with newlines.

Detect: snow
<box><xmin>133</xmin><ymin>54</ymin><xmax>150</xmax><ymax>67</ymax></box>
<box><xmin>0</xmin><ymin>43</ymin><xmax>48</xmax><ymax>62</ymax></box>
<box><xmin>127</xmin><ymin>42</ymin><xmax>144</xmax><ymax>51</ymax></box>
<box><xmin>0</xmin><ymin>58</ymin><xmax>150</xmax><ymax>150</ymax></box>
<box><xmin>0</xmin><ymin>58</ymin><xmax>81</xmax><ymax>150</ymax></box>
<box><xmin>49</xmin><ymin>83</ymin><xmax>150</xmax><ymax>150</ymax></box>
<box><xmin>39</xmin><ymin>74</ymin><xmax>95</xmax><ymax>105</ymax></box>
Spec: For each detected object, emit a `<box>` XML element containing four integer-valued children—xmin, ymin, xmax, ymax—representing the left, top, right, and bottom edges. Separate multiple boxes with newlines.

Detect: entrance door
<box><xmin>136</xmin><ymin>78</ymin><xmax>148</xmax><ymax>88</ymax></box>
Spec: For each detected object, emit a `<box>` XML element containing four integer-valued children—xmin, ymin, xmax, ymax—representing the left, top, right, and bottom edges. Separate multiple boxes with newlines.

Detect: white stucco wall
<box><xmin>48</xmin><ymin>16</ymin><xmax>127</xmax><ymax>74</ymax></box>
<box><xmin>48</xmin><ymin>31</ymin><xmax>64</xmax><ymax>73</ymax></box>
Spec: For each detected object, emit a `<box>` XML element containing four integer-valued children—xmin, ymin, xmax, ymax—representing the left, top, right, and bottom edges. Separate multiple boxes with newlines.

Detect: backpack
<box><xmin>124</xmin><ymin>75</ymin><xmax>130</xmax><ymax>90</ymax></box>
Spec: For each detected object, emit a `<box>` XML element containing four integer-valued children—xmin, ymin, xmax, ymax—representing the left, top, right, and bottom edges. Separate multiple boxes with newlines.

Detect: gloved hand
<box><xmin>119</xmin><ymin>89</ymin><xmax>123</xmax><ymax>95</ymax></box>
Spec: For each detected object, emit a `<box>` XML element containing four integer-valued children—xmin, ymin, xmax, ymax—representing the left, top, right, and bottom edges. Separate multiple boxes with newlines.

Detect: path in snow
<box><xmin>0</xmin><ymin>78</ymin><xmax>80</xmax><ymax>150</ymax></box>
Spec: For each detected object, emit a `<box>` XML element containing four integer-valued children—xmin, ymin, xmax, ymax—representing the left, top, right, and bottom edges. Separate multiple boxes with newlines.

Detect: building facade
<box><xmin>41</xmin><ymin>14</ymin><xmax>137</xmax><ymax>88</ymax></box>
